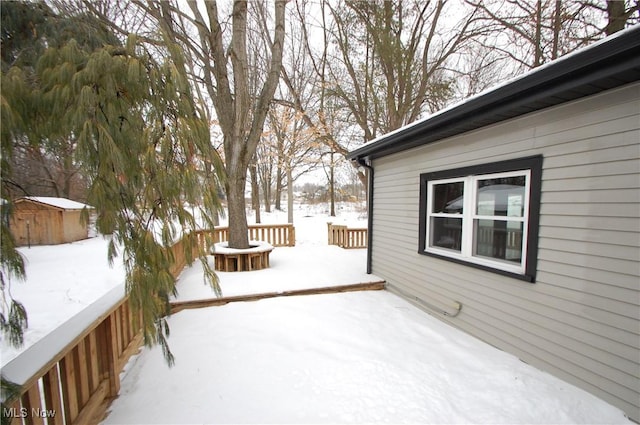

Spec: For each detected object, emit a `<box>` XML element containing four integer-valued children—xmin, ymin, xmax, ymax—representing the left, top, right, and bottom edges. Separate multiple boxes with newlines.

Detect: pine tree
<box><xmin>1</xmin><ymin>3</ymin><xmax>223</xmax><ymax>363</ymax></box>
<box><xmin>56</xmin><ymin>38</ymin><xmax>222</xmax><ymax>363</ymax></box>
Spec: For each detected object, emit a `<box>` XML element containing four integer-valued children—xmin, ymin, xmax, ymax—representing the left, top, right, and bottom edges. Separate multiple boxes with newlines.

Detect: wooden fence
<box><xmin>211</xmin><ymin>223</ymin><xmax>295</xmax><ymax>247</ymax></box>
<box><xmin>2</xmin><ymin>223</ymin><xmax>295</xmax><ymax>424</ymax></box>
<box><xmin>168</xmin><ymin>231</ymin><xmax>210</xmax><ymax>277</ymax></box>
<box><xmin>327</xmin><ymin>223</ymin><xmax>368</xmax><ymax>249</ymax></box>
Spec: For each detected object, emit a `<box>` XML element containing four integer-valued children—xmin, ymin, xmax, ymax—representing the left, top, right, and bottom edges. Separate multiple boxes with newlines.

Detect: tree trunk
<box><xmin>275</xmin><ymin>135</ymin><xmax>284</xmax><ymax>210</ymax></box>
<box><xmin>606</xmin><ymin>0</ymin><xmax>630</xmax><ymax>35</ymax></box>
<box><xmin>261</xmin><ymin>172</ymin><xmax>271</xmax><ymax>213</ymax></box>
<box><xmin>275</xmin><ymin>170</ymin><xmax>282</xmax><ymax>210</ymax></box>
<box><xmin>250</xmin><ymin>162</ymin><xmax>261</xmax><ymax>224</ymax></box>
<box><xmin>287</xmin><ymin>166</ymin><xmax>294</xmax><ymax>224</ymax></box>
<box><xmin>153</xmin><ymin>0</ymin><xmax>285</xmax><ymax>248</ymax></box>
<box><xmin>224</xmin><ymin>0</ymin><xmax>285</xmax><ymax>248</ymax></box>
<box><xmin>533</xmin><ymin>0</ymin><xmax>543</xmax><ymax>67</ymax></box>
<box><xmin>226</xmin><ymin>172</ymin><xmax>250</xmax><ymax>248</ymax></box>
<box><xmin>329</xmin><ymin>151</ymin><xmax>336</xmax><ymax>217</ymax></box>
<box><xmin>551</xmin><ymin>0</ymin><xmax>562</xmax><ymax>60</ymax></box>
<box><xmin>62</xmin><ymin>154</ymin><xmax>73</xmax><ymax>198</ymax></box>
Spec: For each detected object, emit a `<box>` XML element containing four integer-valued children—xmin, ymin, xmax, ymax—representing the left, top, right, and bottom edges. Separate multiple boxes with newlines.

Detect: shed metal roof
<box><xmin>347</xmin><ymin>25</ymin><xmax>640</xmax><ymax>162</ymax></box>
<box><xmin>18</xmin><ymin>197</ymin><xmax>92</xmax><ymax>210</ymax></box>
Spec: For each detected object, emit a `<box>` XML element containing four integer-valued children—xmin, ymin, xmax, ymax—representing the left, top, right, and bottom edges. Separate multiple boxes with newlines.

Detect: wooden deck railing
<box><xmin>2</xmin><ymin>223</ymin><xmax>295</xmax><ymax>424</ymax></box>
<box><xmin>2</xmin><ymin>289</ymin><xmax>142</xmax><ymax>425</ymax></box>
<box><xmin>2</xmin><ymin>240</ymin><xmax>197</xmax><ymax>424</ymax></box>
<box><xmin>169</xmin><ymin>231</ymin><xmax>210</xmax><ymax>277</ymax></box>
<box><xmin>211</xmin><ymin>223</ymin><xmax>295</xmax><ymax>247</ymax></box>
<box><xmin>327</xmin><ymin>223</ymin><xmax>368</xmax><ymax>249</ymax></box>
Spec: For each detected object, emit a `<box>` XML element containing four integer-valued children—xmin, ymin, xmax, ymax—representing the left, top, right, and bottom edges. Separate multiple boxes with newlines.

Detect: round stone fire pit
<box><xmin>211</xmin><ymin>240</ymin><xmax>274</xmax><ymax>272</ymax></box>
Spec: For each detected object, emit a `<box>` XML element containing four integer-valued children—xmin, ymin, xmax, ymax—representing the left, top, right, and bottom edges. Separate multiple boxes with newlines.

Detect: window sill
<box><xmin>418</xmin><ymin>249</ymin><xmax>536</xmax><ymax>283</ymax></box>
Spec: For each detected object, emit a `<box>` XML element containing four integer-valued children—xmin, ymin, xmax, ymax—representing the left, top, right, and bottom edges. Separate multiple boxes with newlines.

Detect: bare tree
<box><xmin>280</xmin><ymin>0</ymin><xmax>489</xmax><ymax>195</ymax></box>
<box><xmin>595</xmin><ymin>0</ymin><xmax>640</xmax><ymax>35</ymax></box>
<box><xmin>466</xmin><ymin>0</ymin><xmax>639</xmax><ymax>72</ymax></box>
<box><xmin>114</xmin><ymin>1</ymin><xmax>287</xmax><ymax>249</ymax></box>
<box><xmin>186</xmin><ymin>1</ymin><xmax>285</xmax><ymax>248</ymax></box>
<box><xmin>267</xmin><ymin>102</ymin><xmax>322</xmax><ymax>223</ymax></box>
<box><xmin>280</xmin><ymin>0</ymin><xmax>360</xmax><ymax>183</ymax></box>
<box><xmin>7</xmin><ymin>142</ymin><xmax>87</xmax><ymax>199</ymax></box>
<box><xmin>255</xmin><ymin>135</ymin><xmax>274</xmax><ymax>215</ymax></box>
<box><xmin>320</xmin><ymin>0</ymin><xmax>488</xmax><ymax>139</ymax></box>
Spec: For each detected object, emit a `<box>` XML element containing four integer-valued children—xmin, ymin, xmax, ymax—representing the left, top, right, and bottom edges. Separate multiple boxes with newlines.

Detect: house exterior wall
<box><xmin>370</xmin><ymin>82</ymin><xmax>639</xmax><ymax>420</ymax></box>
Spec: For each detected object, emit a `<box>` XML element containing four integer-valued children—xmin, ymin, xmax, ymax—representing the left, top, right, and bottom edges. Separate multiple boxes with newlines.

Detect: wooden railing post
<box><xmin>88</xmin><ymin>332</ymin><xmax>100</xmax><ymax>395</ymax></box>
<box><xmin>102</xmin><ymin>314</ymin><xmax>121</xmax><ymax>399</ymax></box>
<box><xmin>59</xmin><ymin>350</ymin><xmax>80</xmax><ymax>423</ymax></box>
<box><xmin>21</xmin><ymin>384</ymin><xmax>45</xmax><ymax>425</ymax></box>
<box><xmin>288</xmin><ymin>224</ymin><xmax>295</xmax><ymax>246</ymax></box>
<box><xmin>43</xmin><ymin>366</ymin><xmax>64</xmax><ymax>425</ymax></box>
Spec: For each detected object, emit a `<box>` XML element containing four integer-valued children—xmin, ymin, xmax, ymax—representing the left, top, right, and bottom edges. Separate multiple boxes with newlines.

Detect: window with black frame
<box><xmin>419</xmin><ymin>156</ymin><xmax>542</xmax><ymax>282</ymax></box>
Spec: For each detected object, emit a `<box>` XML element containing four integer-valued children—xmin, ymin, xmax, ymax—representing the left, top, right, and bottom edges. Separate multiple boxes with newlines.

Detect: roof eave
<box><xmin>15</xmin><ymin>198</ymin><xmax>65</xmax><ymax>211</ymax></box>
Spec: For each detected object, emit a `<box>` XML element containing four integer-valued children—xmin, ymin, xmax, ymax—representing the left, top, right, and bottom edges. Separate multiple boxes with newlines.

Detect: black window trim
<box><xmin>418</xmin><ymin>155</ymin><xmax>543</xmax><ymax>283</ymax></box>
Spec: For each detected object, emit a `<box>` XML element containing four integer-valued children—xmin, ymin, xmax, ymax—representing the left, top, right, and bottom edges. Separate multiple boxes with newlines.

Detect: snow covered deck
<box><xmin>175</xmin><ymin>244</ymin><xmax>380</xmax><ymax>301</ymax></box>
<box><xmin>104</xmin><ymin>290</ymin><xmax>630</xmax><ymax>424</ymax></box>
<box><xmin>2</xmin><ymin>205</ymin><xmax>633</xmax><ymax>424</ymax></box>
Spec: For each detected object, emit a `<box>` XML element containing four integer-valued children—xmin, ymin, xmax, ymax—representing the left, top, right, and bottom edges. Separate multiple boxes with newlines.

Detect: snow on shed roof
<box><xmin>20</xmin><ymin>197</ymin><xmax>92</xmax><ymax>210</ymax></box>
<box><xmin>348</xmin><ymin>25</ymin><xmax>640</xmax><ymax>162</ymax></box>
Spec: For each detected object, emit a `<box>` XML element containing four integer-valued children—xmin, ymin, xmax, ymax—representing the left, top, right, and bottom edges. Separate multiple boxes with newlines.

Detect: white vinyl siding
<box><xmin>369</xmin><ymin>82</ymin><xmax>640</xmax><ymax>420</ymax></box>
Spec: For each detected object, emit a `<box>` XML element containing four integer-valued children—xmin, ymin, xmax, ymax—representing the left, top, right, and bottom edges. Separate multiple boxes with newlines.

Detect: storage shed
<box><xmin>9</xmin><ymin>197</ymin><xmax>92</xmax><ymax>246</ymax></box>
<box><xmin>348</xmin><ymin>27</ymin><xmax>640</xmax><ymax>421</ymax></box>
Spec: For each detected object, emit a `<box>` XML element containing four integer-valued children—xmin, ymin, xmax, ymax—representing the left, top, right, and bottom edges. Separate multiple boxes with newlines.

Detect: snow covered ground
<box><xmin>1</xmin><ymin>236</ymin><xmax>125</xmax><ymax>364</ymax></box>
<box><xmin>176</xmin><ymin>202</ymin><xmax>377</xmax><ymax>301</ymax></box>
<box><xmin>1</xmin><ymin>201</ymin><xmax>633</xmax><ymax>423</ymax></box>
<box><xmin>0</xmin><ymin>202</ymin><xmax>366</xmax><ymax>363</ymax></box>
<box><xmin>104</xmin><ymin>290</ymin><xmax>630</xmax><ymax>424</ymax></box>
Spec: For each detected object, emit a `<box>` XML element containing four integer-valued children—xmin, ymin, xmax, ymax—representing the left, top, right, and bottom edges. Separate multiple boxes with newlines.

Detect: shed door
<box><xmin>14</xmin><ymin>213</ymin><xmax>52</xmax><ymax>246</ymax></box>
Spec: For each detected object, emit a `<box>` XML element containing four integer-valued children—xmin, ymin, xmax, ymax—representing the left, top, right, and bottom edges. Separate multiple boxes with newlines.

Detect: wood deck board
<box><xmin>170</xmin><ymin>281</ymin><xmax>386</xmax><ymax>314</ymax></box>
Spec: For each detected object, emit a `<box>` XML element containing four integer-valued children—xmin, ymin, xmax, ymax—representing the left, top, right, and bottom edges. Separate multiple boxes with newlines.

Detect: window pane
<box><xmin>430</xmin><ymin>217</ymin><xmax>462</xmax><ymax>251</ymax></box>
<box><xmin>476</xmin><ymin>176</ymin><xmax>526</xmax><ymax>217</ymax></box>
<box><xmin>474</xmin><ymin>220</ymin><xmax>523</xmax><ymax>263</ymax></box>
<box><xmin>432</xmin><ymin>182</ymin><xmax>464</xmax><ymax>214</ymax></box>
